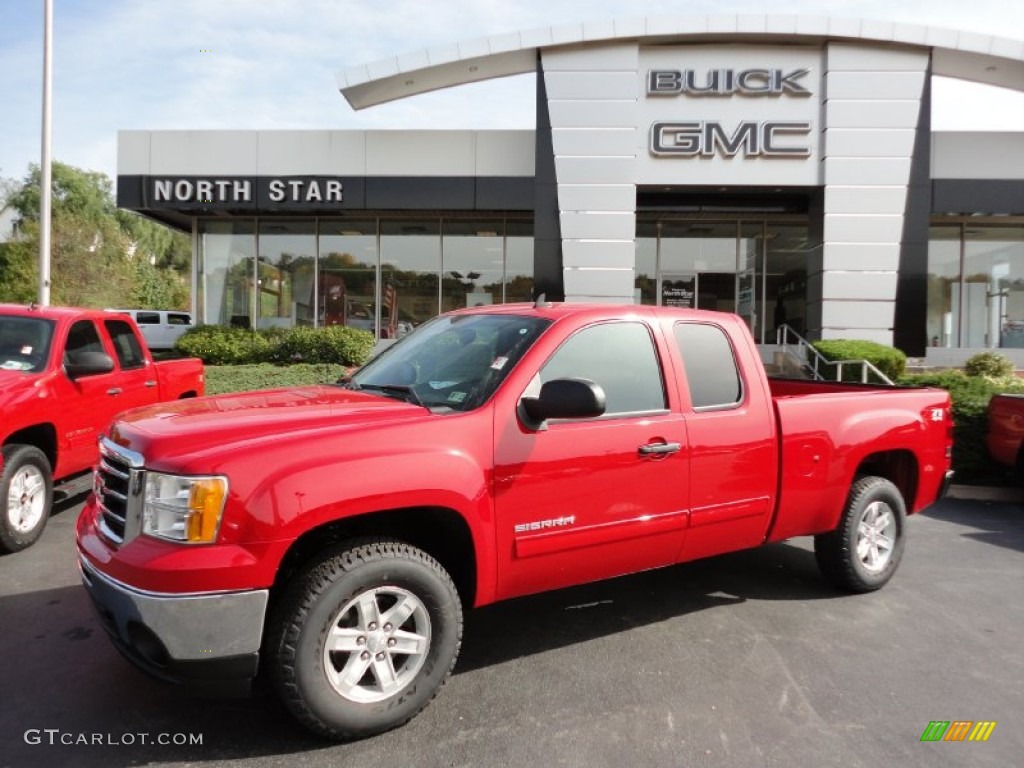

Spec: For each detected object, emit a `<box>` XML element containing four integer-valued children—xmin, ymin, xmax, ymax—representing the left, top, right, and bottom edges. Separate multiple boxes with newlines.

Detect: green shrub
<box><xmin>812</xmin><ymin>339</ymin><xmax>907</xmax><ymax>382</ymax></box>
<box><xmin>174</xmin><ymin>325</ymin><xmax>275</xmax><ymax>365</ymax></box>
<box><xmin>899</xmin><ymin>370</ymin><xmax>1024</xmax><ymax>482</ymax></box>
<box><xmin>963</xmin><ymin>351</ymin><xmax>1015</xmax><ymax>379</ymax></box>
<box><xmin>268</xmin><ymin>325</ymin><xmax>375</xmax><ymax>367</ymax></box>
<box><xmin>204</xmin><ymin>363</ymin><xmax>348</xmax><ymax>395</ymax></box>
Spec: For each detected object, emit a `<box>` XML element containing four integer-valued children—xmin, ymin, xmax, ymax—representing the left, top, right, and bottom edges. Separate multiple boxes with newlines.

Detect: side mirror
<box><xmin>65</xmin><ymin>350</ymin><xmax>115</xmax><ymax>378</ymax></box>
<box><xmin>520</xmin><ymin>378</ymin><xmax>606</xmax><ymax>429</ymax></box>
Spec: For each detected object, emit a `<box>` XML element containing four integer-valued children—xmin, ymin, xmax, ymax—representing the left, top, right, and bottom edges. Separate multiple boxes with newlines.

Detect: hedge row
<box><xmin>175</xmin><ymin>324</ymin><xmax>375</xmax><ymax>367</ymax></box>
<box><xmin>203</xmin><ymin>363</ymin><xmax>349</xmax><ymax>395</ymax></box>
<box><xmin>812</xmin><ymin>339</ymin><xmax>907</xmax><ymax>382</ymax></box>
<box><xmin>899</xmin><ymin>368</ymin><xmax>1024</xmax><ymax>483</ymax></box>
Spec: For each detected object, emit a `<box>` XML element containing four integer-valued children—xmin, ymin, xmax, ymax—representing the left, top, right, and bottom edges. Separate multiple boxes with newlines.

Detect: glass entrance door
<box><xmin>636</xmin><ymin>216</ymin><xmax>809</xmax><ymax>344</ymax></box>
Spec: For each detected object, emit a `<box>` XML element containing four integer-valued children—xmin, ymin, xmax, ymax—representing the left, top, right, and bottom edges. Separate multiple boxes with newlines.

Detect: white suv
<box><xmin>106</xmin><ymin>309</ymin><xmax>194</xmax><ymax>351</ymax></box>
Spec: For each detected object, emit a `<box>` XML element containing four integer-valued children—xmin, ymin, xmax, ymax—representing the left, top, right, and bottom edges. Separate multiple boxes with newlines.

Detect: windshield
<box><xmin>0</xmin><ymin>316</ymin><xmax>56</xmax><ymax>373</ymax></box>
<box><xmin>344</xmin><ymin>313</ymin><xmax>551</xmax><ymax>412</ymax></box>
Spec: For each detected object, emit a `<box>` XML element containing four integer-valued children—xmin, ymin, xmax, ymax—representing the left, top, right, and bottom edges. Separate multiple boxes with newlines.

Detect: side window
<box><xmin>167</xmin><ymin>313</ymin><xmax>191</xmax><ymax>326</ymax></box>
<box><xmin>673</xmin><ymin>323</ymin><xmax>742</xmax><ymax>410</ymax></box>
<box><xmin>135</xmin><ymin>312</ymin><xmax>159</xmax><ymax>325</ymax></box>
<box><xmin>538</xmin><ymin>322</ymin><xmax>666</xmax><ymax>416</ymax></box>
<box><xmin>104</xmin><ymin>319</ymin><xmax>146</xmax><ymax>370</ymax></box>
<box><xmin>65</xmin><ymin>320</ymin><xmax>105</xmax><ymax>366</ymax></box>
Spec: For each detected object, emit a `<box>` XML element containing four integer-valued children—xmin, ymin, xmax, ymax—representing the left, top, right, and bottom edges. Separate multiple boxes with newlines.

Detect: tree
<box><xmin>0</xmin><ymin>162</ymin><xmax>190</xmax><ymax>308</ymax></box>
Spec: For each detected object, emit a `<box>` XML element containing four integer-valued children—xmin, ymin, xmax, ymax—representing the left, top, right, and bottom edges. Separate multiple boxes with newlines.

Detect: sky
<box><xmin>1</xmin><ymin>0</ymin><xmax>1023</xmax><ymax>189</ymax></box>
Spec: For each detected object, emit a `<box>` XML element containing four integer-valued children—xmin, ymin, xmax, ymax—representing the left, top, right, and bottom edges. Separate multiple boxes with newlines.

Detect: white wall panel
<box><xmin>551</xmin><ymin>128</ymin><xmax>637</xmax><ymax>157</ymax></box>
<box><xmin>931</xmin><ymin>132</ymin><xmax>1024</xmax><ymax>180</ymax></box>
<box><xmin>257</xmin><ymin>132</ymin><xmax>337</xmax><ymax>175</ymax></box>
<box><xmin>544</xmin><ymin>72</ymin><xmax>638</xmax><ymax>100</ymax></box>
<box><xmin>548</xmin><ymin>100</ymin><xmax>640</xmax><ymax>128</ymax></box>
<box><xmin>563</xmin><ymin>268</ymin><xmax>635</xmax><ymax>297</ymax></box>
<box><xmin>475</xmin><ymin>131</ymin><xmax>535</xmax><ymax>176</ymax></box>
<box><xmin>825</xmin><ymin>100</ymin><xmax>923</xmax><ymax>129</ymax></box>
<box><xmin>557</xmin><ymin>184</ymin><xmax>636</xmax><ymax>212</ymax></box>
<box><xmin>560</xmin><ymin>211</ymin><xmax>635</xmax><ymax>240</ymax></box>
<box><xmin>117</xmin><ymin>131</ymin><xmax>151</xmax><ymax>174</ymax></box>
<box><xmin>827</xmin><ymin>44</ymin><xmax>929</xmax><ymax>71</ymax></box>
<box><xmin>823</xmin><ymin>129</ymin><xmax>916</xmax><ymax>158</ymax></box>
<box><xmin>562</xmin><ymin>240</ymin><xmax>636</xmax><ymax>268</ymax></box>
<box><xmin>825</xmin><ymin>71</ymin><xmax>926</xmax><ymax>100</ymax></box>
<box><xmin>824</xmin><ymin>214</ymin><xmax>905</xmax><ymax>243</ymax></box>
<box><xmin>365</xmin><ymin>131</ymin><xmax>475</xmax><ymax>175</ymax></box>
<box><xmin>821</xmin><ymin>300</ymin><xmax>895</xmax><ymax>328</ymax></box>
<box><xmin>824</xmin><ymin>186</ymin><xmax>908</xmax><ymax>215</ymax></box>
<box><xmin>554</xmin><ymin>156</ymin><xmax>638</xmax><ymax>184</ymax></box>
<box><xmin>824</xmin><ymin>157</ymin><xmax>912</xmax><ymax>186</ymax></box>
<box><xmin>150</xmin><ymin>132</ymin><xmax>258</xmax><ymax>175</ymax></box>
<box><xmin>820</xmin><ymin>271</ymin><xmax>899</xmax><ymax>300</ymax></box>
<box><xmin>820</xmin><ymin>327</ymin><xmax>895</xmax><ymax>345</ymax></box>
<box><xmin>543</xmin><ymin>43</ymin><xmax>639</xmax><ymax>71</ymax></box>
<box><xmin>821</xmin><ymin>243</ymin><xmax>902</xmax><ymax>272</ymax></box>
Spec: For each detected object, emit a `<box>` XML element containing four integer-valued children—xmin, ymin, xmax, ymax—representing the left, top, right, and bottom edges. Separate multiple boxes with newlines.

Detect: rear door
<box><xmin>669</xmin><ymin>320</ymin><xmax>776</xmax><ymax>561</ymax></box>
<box><xmin>101</xmin><ymin>318</ymin><xmax>160</xmax><ymax>411</ymax></box>
<box><xmin>493</xmin><ymin>319</ymin><xmax>690</xmax><ymax>600</ymax></box>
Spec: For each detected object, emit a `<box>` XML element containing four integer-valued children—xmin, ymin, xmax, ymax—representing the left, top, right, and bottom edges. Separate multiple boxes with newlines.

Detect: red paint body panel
<box><xmin>987</xmin><ymin>393</ymin><xmax>1024</xmax><ymax>469</ymax></box>
<box><xmin>75</xmin><ymin>303</ymin><xmax>951</xmax><ymax>612</ymax></box>
<box><xmin>1</xmin><ymin>304</ymin><xmax>204</xmax><ymax>482</ymax></box>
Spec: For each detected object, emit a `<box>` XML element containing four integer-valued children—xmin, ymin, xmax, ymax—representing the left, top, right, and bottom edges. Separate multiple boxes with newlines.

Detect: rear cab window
<box><xmin>673</xmin><ymin>322</ymin><xmax>743</xmax><ymax>411</ymax></box>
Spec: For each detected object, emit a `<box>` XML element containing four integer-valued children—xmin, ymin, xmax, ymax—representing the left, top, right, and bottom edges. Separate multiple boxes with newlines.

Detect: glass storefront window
<box><xmin>505</xmin><ymin>220</ymin><xmax>534</xmax><ymax>303</ymax></box>
<box><xmin>635</xmin><ymin>220</ymin><xmax>657</xmax><ymax>305</ymax></box>
<box><xmin>442</xmin><ymin>220</ymin><xmax>504</xmax><ymax>312</ymax></box>
<box><xmin>929</xmin><ymin>224</ymin><xmax>1024</xmax><ymax>349</ymax></box>
<box><xmin>319</xmin><ymin>220</ymin><xmax>378</xmax><ymax>334</ymax></box>
<box><xmin>381</xmin><ymin>220</ymin><xmax>441</xmax><ymax>337</ymax></box>
<box><xmin>257</xmin><ymin>220</ymin><xmax>316</xmax><ymax>329</ymax></box>
<box><xmin>198</xmin><ymin>221</ymin><xmax>255</xmax><ymax>327</ymax></box>
<box><xmin>927</xmin><ymin>226</ymin><xmax>962</xmax><ymax>348</ymax></box>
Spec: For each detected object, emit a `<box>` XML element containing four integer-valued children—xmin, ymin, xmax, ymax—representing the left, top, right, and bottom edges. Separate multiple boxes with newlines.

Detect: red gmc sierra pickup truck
<box><xmin>76</xmin><ymin>303</ymin><xmax>953</xmax><ymax>740</ymax></box>
<box><xmin>1</xmin><ymin>303</ymin><xmax>203</xmax><ymax>552</ymax></box>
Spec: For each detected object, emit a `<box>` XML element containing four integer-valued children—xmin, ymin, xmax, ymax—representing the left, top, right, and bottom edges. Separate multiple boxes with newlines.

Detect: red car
<box><xmin>77</xmin><ymin>302</ymin><xmax>952</xmax><ymax>739</ymax></box>
<box><xmin>1</xmin><ymin>304</ymin><xmax>203</xmax><ymax>552</ymax></box>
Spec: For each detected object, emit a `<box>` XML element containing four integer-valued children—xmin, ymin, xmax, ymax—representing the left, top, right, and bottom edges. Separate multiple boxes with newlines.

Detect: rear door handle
<box><xmin>106</xmin><ymin>387</ymin><xmax>122</xmax><ymax>396</ymax></box>
<box><xmin>638</xmin><ymin>442</ymin><xmax>682</xmax><ymax>456</ymax></box>
<box><xmin>145</xmin><ymin>380</ymin><xmax>157</xmax><ymax>388</ymax></box>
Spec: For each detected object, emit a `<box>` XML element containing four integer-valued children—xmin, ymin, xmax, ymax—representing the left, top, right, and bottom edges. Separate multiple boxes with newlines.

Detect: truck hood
<box><xmin>0</xmin><ymin>369</ymin><xmax>47</xmax><ymax>409</ymax></box>
<box><xmin>108</xmin><ymin>385</ymin><xmax>427</xmax><ymax>465</ymax></box>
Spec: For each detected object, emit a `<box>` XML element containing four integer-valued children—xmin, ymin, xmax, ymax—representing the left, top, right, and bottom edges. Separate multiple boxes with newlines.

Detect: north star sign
<box><xmin>647</xmin><ymin>67</ymin><xmax>813</xmax><ymax>158</ymax></box>
<box><xmin>147</xmin><ymin>176</ymin><xmax>344</xmax><ymax>207</ymax></box>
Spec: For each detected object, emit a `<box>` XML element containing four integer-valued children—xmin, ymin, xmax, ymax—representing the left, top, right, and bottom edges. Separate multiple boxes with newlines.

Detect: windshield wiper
<box><xmin>357</xmin><ymin>383</ymin><xmax>425</xmax><ymax>408</ymax></box>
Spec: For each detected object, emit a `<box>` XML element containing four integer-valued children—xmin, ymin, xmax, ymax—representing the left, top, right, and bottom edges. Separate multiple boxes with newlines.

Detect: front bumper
<box><xmin>79</xmin><ymin>555</ymin><xmax>268</xmax><ymax>695</ymax></box>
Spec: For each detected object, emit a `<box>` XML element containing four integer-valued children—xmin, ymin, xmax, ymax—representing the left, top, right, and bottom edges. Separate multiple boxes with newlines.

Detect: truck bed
<box><xmin>765</xmin><ymin>377</ymin><xmax>952</xmax><ymax>542</ymax></box>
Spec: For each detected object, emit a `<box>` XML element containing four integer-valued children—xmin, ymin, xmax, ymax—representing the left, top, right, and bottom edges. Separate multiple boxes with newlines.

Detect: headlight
<box><xmin>143</xmin><ymin>472</ymin><xmax>228</xmax><ymax>544</ymax></box>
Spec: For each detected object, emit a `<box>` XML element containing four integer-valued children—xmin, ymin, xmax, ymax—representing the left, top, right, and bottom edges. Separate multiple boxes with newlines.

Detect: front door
<box><xmin>493</xmin><ymin>319</ymin><xmax>690</xmax><ymax>600</ymax></box>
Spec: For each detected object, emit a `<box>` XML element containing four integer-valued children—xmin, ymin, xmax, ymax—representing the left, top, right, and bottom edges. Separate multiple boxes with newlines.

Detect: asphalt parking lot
<box><xmin>1</xmin><ymin>492</ymin><xmax>1021</xmax><ymax>768</ymax></box>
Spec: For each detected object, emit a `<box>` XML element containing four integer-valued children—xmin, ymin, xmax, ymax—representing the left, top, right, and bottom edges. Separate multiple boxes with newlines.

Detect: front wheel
<box><xmin>0</xmin><ymin>445</ymin><xmax>54</xmax><ymax>554</ymax></box>
<box><xmin>268</xmin><ymin>539</ymin><xmax>463</xmax><ymax>740</ymax></box>
<box><xmin>815</xmin><ymin>476</ymin><xmax>906</xmax><ymax>592</ymax></box>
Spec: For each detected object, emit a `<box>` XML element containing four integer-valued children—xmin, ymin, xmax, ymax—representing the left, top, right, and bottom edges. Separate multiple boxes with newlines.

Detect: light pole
<box><xmin>39</xmin><ymin>0</ymin><xmax>53</xmax><ymax>306</ymax></box>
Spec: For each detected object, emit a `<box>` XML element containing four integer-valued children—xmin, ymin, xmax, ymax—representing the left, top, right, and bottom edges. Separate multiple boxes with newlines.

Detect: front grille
<box><xmin>96</xmin><ymin>438</ymin><xmax>145</xmax><ymax>547</ymax></box>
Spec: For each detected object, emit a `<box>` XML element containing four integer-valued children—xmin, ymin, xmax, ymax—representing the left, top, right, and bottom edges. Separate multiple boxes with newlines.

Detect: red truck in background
<box><xmin>1</xmin><ymin>304</ymin><xmax>204</xmax><ymax>553</ymax></box>
<box><xmin>988</xmin><ymin>393</ymin><xmax>1024</xmax><ymax>473</ymax></box>
<box><xmin>76</xmin><ymin>303</ymin><xmax>953</xmax><ymax>740</ymax></box>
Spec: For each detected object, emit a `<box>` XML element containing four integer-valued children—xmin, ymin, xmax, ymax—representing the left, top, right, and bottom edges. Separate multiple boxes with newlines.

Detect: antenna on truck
<box><xmin>534</xmin><ymin>293</ymin><xmax>549</xmax><ymax>309</ymax></box>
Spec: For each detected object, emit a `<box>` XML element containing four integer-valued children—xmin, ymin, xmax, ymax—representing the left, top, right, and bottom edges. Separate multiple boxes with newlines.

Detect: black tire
<box><xmin>267</xmin><ymin>538</ymin><xmax>463</xmax><ymax>740</ymax></box>
<box><xmin>815</xmin><ymin>476</ymin><xmax>906</xmax><ymax>593</ymax></box>
<box><xmin>0</xmin><ymin>445</ymin><xmax>54</xmax><ymax>554</ymax></box>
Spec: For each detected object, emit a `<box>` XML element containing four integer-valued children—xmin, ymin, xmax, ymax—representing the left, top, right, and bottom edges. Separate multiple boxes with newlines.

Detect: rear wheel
<box><xmin>268</xmin><ymin>538</ymin><xmax>463</xmax><ymax>740</ymax></box>
<box><xmin>0</xmin><ymin>445</ymin><xmax>54</xmax><ymax>554</ymax></box>
<box><xmin>815</xmin><ymin>476</ymin><xmax>906</xmax><ymax>592</ymax></box>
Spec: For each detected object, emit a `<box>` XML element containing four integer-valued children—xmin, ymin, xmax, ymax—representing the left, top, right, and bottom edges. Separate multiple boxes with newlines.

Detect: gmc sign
<box><xmin>651</xmin><ymin>121</ymin><xmax>812</xmax><ymax>157</ymax></box>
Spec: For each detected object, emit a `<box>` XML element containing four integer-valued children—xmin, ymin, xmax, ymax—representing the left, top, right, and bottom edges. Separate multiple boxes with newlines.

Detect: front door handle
<box><xmin>106</xmin><ymin>387</ymin><xmax>122</xmax><ymax>396</ymax></box>
<box><xmin>638</xmin><ymin>442</ymin><xmax>682</xmax><ymax>456</ymax></box>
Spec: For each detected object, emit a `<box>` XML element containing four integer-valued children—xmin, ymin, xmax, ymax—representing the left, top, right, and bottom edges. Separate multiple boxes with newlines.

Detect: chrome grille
<box><xmin>96</xmin><ymin>437</ymin><xmax>145</xmax><ymax>546</ymax></box>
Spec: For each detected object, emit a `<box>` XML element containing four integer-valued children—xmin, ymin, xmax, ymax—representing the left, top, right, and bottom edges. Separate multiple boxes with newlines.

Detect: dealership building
<box><xmin>117</xmin><ymin>15</ymin><xmax>1024</xmax><ymax>361</ymax></box>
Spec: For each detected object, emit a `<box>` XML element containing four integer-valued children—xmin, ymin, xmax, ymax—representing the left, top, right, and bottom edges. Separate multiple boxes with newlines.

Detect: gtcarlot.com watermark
<box><xmin>24</xmin><ymin>729</ymin><xmax>203</xmax><ymax>747</ymax></box>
